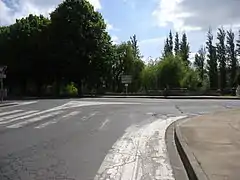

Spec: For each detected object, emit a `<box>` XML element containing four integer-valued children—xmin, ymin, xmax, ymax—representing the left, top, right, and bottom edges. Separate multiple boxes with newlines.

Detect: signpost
<box><xmin>0</xmin><ymin>66</ymin><xmax>7</xmax><ymax>103</ymax></box>
<box><xmin>121</xmin><ymin>75</ymin><xmax>132</xmax><ymax>95</ymax></box>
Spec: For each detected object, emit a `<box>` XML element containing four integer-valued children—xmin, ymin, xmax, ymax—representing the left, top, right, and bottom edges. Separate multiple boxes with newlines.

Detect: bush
<box><xmin>61</xmin><ymin>82</ymin><xmax>78</xmax><ymax>96</ymax></box>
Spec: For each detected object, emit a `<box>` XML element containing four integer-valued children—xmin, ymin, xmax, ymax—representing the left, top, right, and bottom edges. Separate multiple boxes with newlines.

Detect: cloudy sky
<box><xmin>1</xmin><ymin>0</ymin><xmax>240</xmax><ymax>60</ymax></box>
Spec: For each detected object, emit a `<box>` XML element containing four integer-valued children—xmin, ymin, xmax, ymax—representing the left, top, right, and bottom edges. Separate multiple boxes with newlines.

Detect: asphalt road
<box><xmin>0</xmin><ymin>98</ymin><xmax>240</xmax><ymax>180</ymax></box>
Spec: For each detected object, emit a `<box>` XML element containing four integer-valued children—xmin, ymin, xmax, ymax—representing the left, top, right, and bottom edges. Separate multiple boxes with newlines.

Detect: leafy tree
<box><xmin>169</xmin><ymin>30</ymin><xmax>173</xmax><ymax>54</ymax></box>
<box><xmin>110</xmin><ymin>42</ymin><xmax>135</xmax><ymax>91</ymax></box>
<box><xmin>0</xmin><ymin>14</ymin><xmax>51</xmax><ymax>95</ymax></box>
<box><xmin>130</xmin><ymin>34</ymin><xmax>141</xmax><ymax>59</ymax></box>
<box><xmin>163</xmin><ymin>38</ymin><xmax>171</xmax><ymax>57</ymax></box>
<box><xmin>174</xmin><ymin>32</ymin><xmax>180</xmax><ymax>55</ymax></box>
<box><xmin>194</xmin><ymin>47</ymin><xmax>206</xmax><ymax>84</ymax></box>
<box><xmin>226</xmin><ymin>29</ymin><xmax>237</xmax><ymax>87</ymax></box>
<box><xmin>237</xmin><ymin>30</ymin><xmax>240</xmax><ymax>58</ymax></box>
<box><xmin>180</xmin><ymin>68</ymin><xmax>199</xmax><ymax>90</ymax></box>
<box><xmin>216</xmin><ymin>27</ymin><xmax>227</xmax><ymax>90</ymax></box>
<box><xmin>50</xmin><ymin>0</ymin><xmax>111</xmax><ymax>93</ymax></box>
<box><xmin>141</xmin><ymin>63</ymin><xmax>158</xmax><ymax>90</ymax></box>
<box><xmin>206</xmin><ymin>28</ymin><xmax>218</xmax><ymax>89</ymax></box>
<box><xmin>180</xmin><ymin>32</ymin><xmax>190</xmax><ymax>65</ymax></box>
<box><xmin>157</xmin><ymin>55</ymin><xmax>185</xmax><ymax>88</ymax></box>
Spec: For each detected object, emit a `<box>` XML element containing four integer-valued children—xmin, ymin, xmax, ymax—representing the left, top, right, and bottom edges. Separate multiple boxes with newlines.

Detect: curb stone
<box><xmin>174</xmin><ymin>118</ymin><xmax>209</xmax><ymax>180</ymax></box>
<box><xmin>165</xmin><ymin>121</ymin><xmax>189</xmax><ymax>180</ymax></box>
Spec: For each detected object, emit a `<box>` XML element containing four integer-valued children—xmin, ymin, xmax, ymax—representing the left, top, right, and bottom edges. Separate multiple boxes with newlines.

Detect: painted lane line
<box><xmin>99</xmin><ymin>119</ymin><xmax>110</xmax><ymax>130</ymax></box>
<box><xmin>94</xmin><ymin>115</ymin><xmax>186</xmax><ymax>180</ymax></box>
<box><xmin>7</xmin><ymin>111</ymin><xmax>64</xmax><ymax>128</ymax></box>
<box><xmin>35</xmin><ymin>111</ymin><xmax>81</xmax><ymax>129</ymax></box>
<box><xmin>0</xmin><ymin>110</ymin><xmax>23</xmax><ymax>117</ymax></box>
<box><xmin>0</xmin><ymin>111</ymin><xmax>38</xmax><ymax>123</ymax></box>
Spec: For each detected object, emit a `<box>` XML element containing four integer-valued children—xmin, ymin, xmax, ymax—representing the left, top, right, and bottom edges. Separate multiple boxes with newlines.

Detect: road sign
<box><xmin>121</xmin><ymin>75</ymin><xmax>132</xmax><ymax>84</ymax></box>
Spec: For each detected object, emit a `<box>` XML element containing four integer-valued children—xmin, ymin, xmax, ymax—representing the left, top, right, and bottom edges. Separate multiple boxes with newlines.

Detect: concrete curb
<box><xmin>165</xmin><ymin>121</ymin><xmax>189</xmax><ymax>180</ymax></box>
<box><xmin>98</xmin><ymin>95</ymin><xmax>240</xmax><ymax>100</ymax></box>
<box><xmin>174</xmin><ymin>118</ymin><xmax>208</xmax><ymax>180</ymax></box>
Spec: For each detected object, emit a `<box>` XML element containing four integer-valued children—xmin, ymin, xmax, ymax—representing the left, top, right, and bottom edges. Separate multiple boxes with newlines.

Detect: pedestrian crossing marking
<box><xmin>0</xmin><ymin>110</ymin><xmax>23</xmax><ymax>117</ymax></box>
<box><xmin>0</xmin><ymin>109</ymin><xmax>57</xmax><ymax>125</ymax></box>
<box><xmin>7</xmin><ymin>111</ymin><xmax>64</xmax><ymax>128</ymax></box>
<box><xmin>0</xmin><ymin>110</ymin><xmax>38</xmax><ymax>123</ymax></box>
<box><xmin>35</xmin><ymin>111</ymin><xmax>81</xmax><ymax>129</ymax></box>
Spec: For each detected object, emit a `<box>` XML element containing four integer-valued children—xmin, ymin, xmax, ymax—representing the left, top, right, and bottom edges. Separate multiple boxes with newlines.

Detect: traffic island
<box><xmin>174</xmin><ymin>109</ymin><xmax>240</xmax><ymax>180</ymax></box>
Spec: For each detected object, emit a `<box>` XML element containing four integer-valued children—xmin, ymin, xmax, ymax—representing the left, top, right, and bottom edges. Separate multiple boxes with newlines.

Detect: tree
<box><xmin>169</xmin><ymin>30</ymin><xmax>173</xmax><ymax>54</ymax></box>
<box><xmin>130</xmin><ymin>34</ymin><xmax>141</xmax><ymax>59</ymax></box>
<box><xmin>174</xmin><ymin>32</ymin><xmax>180</xmax><ymax>55</ymax></box>
<box><xmin>237</xmin><ymin>30</ymin><xmax>240</xmax><ymax>58</ymax></box>
<box><xmin>111</xmin><ymin>43</ymin><xmax>135</xmax><ymax>91</ymax></box>
<box><xmin>50</xmin><ymin>0</ymin><xmax>112</xmax><ymax>93</ymax></box>
<box><xmin>194</xmin><ymin>47</ymin><xmax>206</xmax><ymax>83</ymax></box>
<box><xmin>0</xmin><ymin>14</ymin><xmax>51</xmax><ymax>95</ymax></box>
<box><xmin>141</xmin><ymin>63</ymin><xmax>158</xmax><ymax>90</ymax></box>
<box><xmin>216</xmin><ymin>27</ymin><xmax>227</xmax><ymax>90</ymax></box>
<box><xmin>226</xmin><ymin>29</ymin><xmax>237</xmax><ymax>87</ymax></box>
<box><xmin>206</xmin><ymin>28</ymin><xmax>218</xmax><ymax>89</ymax></box>
<box><xmin>157</xmin><ymin>55</ymin><xmax>185</xmax><ymax>88</ymax></box>
<box><xmin>180</xmin><ymin>32</ymin><xmax>190</xmax><ymax>65</ymax></box>
<box><xmin>163</xmin><ymin>38</ymin><xmax>171</xmax><ymax>57</ymax></box>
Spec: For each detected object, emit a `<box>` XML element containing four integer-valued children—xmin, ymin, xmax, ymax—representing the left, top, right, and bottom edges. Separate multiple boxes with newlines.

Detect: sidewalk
<box><xmin>175</xmin><ymin>109</ymin><xmax>240</xmax><ymax>180</ymax></box>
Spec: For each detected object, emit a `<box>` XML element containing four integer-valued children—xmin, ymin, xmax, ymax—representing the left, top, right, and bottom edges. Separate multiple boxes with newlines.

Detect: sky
<box><xmin>1</xmin><ymin>0</ymin><xmax>240</xmax><ymax>61</ymax></box>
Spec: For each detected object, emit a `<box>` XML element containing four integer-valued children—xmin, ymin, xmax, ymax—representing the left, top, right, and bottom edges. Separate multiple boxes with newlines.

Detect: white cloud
<box><xmin>139</xmin><ymin>37</ymin><xmax>165</xmax><ymax>60</ymax></box>
<box><xmin>0</xmin><ymin>0</ymin><xmax>101</xmax><ymax>26</ymax></box>
<box><xmin>106</xmin><ymin>23</ymin><xmax>113</xmax><ymax>31</ymax></box>
<box><xmin>111</xmin><ymin>35</ymin><xmax>119</xmax><ymax>45</ymax></box>
<box><xmin>105</xmin><ymin>20</ymin><xmax>120</xmax><ymax>32</ymax></box>
<box><xmin>139</xmin><ymin>37</ymin><xmax>165</xmax><ymax>45</ymax></box>
<box><xmin>152</xmin><ymin>0</ymin><xmax>240</xmax><ymax>32</ymax></box>
<box><xmin>88</xmin><ymin>0</ymin><xmax>101</xmax><ymax>10</ymax></box>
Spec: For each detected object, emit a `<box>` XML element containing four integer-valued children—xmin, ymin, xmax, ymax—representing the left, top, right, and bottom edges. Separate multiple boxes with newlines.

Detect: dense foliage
<box><xmin>0</xmin><ymin>0</ymin><xmax>240</xmax><ymax>96</ymax></box>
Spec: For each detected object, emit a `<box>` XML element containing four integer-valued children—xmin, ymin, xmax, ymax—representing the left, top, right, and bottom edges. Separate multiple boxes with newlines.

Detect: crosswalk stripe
<box><xmin>62</xmin><ymin>111</ymin><xmax>81</xmax><ymax>118</ymax></box>
<box><xmin>7</xmin><ymin>111</ymin><xmax>64</xmax><ymax>128</ymax></box>
<box><xmin>0</xmin><ymin>111</ymin><xmax>38</xmax><ymax>123</ymax></box>
<box><xmin>0</xmin><ymin>109</ymin><xmax>57</xmax><ymax>125</ymax></box>
<box><xmin>0</xmin><ymin>110</ymin><xmax>23</xmax><ymax>117</ymax></box>
<box><xmin>35</xmin><ymin>111</ymin><xmax>81</xmax><ymax>129</ymax></box>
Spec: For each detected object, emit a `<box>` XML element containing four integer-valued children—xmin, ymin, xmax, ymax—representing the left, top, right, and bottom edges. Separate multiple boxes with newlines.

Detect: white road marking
<box><xmin>0</xmin><ymin>110</ymin><xmax>23</xmax><ymax>117</ymax></box>
<box><xmin>17</xmin><ymin>101</ymin><xmax>38</xmax><ymax>106</ymax></box>
<box><xmin>0</xmin><ymin>107</ymin><xmax>64</xmax><ymax>125</ymax></box>
<box><xmin>35</xmin><ymin>111</ymin><xmax>81</xmax><ymax>129</ymax></box>
<box><xmin>57</xmin><ymin>101</ymin><xmax>141</xmax><ymax>110</ymax></box>
<box><xmin>62</xmin><ymin>111</ymin><xmax>81</xmax><ymax>118</ymax></box>
<box><xmin>99</xmin><ymin>119</ymin><xmax>110</xmax><ymax>130</ymax></box>
<box><xmin>94</xmin><ymin>115</ymin><xmax>186</xmax><ymax>180</ymax></box>
<box><xmin>0</xmin><ymin>111</ymin><xmax>38</xmax><ymax>123</ymax></box>
<box><xmin>34</xmin><ymin>119</ymin><xmax>58</xmax><ymax>129</ymax></box>
<box><xmin>7</xmin><ymin>111</ymin><xmax>64</xmax><ymax>128</ymax></box>
<box><xmin>82</xmin><ymin>111</ymin><xmax>98</xmax><ymax>121</ymax></box>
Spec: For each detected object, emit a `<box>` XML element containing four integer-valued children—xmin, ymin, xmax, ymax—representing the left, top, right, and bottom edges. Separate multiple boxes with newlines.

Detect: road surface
<box><xmin>0</xmin><ymin>98</ymin><xmax>239</xmax><ymax>180</ymax></box>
